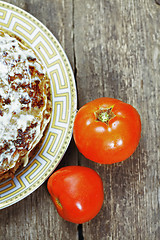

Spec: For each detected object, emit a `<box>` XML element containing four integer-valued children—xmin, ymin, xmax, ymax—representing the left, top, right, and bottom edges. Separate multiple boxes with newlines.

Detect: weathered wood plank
<box><xmin>74</xmin><ymin>0</ymin><xmax>160</xmax><ymax>239</ymax></box>
<box><xmin>0</xmin><ymin>1</ymin><xmax>78</xmax><ymax>240</ymax></box>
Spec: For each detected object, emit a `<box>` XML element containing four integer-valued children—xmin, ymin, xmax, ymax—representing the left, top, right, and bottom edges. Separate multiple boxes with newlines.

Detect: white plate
<box><xmin>0</xmin><ymin>1</ymin><xmax>77</xmax><ymax>209</ymax></box>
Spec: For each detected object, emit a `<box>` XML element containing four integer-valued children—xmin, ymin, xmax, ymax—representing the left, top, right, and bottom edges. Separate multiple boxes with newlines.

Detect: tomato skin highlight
<box><xmin>73</xmin><ymin>97</ymin><xmax>141</xmax><ymax>164</ymax></box>
<box><xmin>47</xmin><ymin>166</ymin><xmax>104</xmax><ymax>224</ymax></box>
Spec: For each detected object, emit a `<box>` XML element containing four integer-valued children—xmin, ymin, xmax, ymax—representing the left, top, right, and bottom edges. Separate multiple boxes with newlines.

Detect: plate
<box><xmin>0</xmin><ymin>1</ymin><xmax>77</xmax><ymax>209</ymax></box>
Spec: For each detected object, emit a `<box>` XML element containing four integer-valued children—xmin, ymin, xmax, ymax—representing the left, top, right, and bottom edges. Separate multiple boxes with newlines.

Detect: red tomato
<box><xmin>73</xmin><ymin>97</ymin><xmax>141</xmax><ymax>164</ymax></box>
<box><xmin>47</xmin><ymin>166</ymin><xmax>104</xmax><ymax>224</ymax></box>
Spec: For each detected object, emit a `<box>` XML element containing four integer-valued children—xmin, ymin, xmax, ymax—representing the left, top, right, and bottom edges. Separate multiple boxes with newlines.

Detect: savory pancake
<box><xmin>0</xmin><ymin>30</ymin><xmax>51</xmax><ymax>181</ymax></box>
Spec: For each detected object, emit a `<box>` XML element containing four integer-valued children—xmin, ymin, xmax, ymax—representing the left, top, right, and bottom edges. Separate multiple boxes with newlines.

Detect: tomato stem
<box><xmin>95</xmin><ymin>107</ymin><xmax>115</xmax><ymax>124</ymax></box>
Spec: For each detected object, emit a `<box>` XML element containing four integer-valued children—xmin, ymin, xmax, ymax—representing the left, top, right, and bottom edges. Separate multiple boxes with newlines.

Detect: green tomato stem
<box><xmin>95</xmin><ymin>107</ymin><xmax>115</xmax><ymax>125</ymax></box>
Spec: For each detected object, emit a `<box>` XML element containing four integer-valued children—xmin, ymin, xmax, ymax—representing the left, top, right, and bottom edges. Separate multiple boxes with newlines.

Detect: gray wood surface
<box><xmin>0</xmin><ymin>0</ymin><xmax>160</xmax><ymax>239</ymax></box>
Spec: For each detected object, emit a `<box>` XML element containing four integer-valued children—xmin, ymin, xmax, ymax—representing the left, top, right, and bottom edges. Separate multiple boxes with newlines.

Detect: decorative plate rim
<box><xmin>0</xmin><ymin>1</ymin><xmax>77</xmax><ymax>209</ymax></box>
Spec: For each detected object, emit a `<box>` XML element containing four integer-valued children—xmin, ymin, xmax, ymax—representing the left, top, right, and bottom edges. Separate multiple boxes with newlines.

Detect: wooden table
<box><xmin>0</xmin><ymin>0</ymin><xmax>160</xmax><ymax>239</ymax></box>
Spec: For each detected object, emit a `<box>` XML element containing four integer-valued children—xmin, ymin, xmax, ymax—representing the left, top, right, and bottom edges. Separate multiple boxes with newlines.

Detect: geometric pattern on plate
<box><xmin>0</xmin><ymin>1</ymin><xmax>77</xmax><ymax>209</ymax></box>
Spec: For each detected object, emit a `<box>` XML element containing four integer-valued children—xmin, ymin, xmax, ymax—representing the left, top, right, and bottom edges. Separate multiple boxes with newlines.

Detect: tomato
<box><xmin>73</xmin><ymin>97</ymin><xmax>141</xmax><ymax>164</ymax></box>
<box><xmin>47</xmin><ymin>166</ymin><xmax>104</xmax><ymax>224</ymax></box>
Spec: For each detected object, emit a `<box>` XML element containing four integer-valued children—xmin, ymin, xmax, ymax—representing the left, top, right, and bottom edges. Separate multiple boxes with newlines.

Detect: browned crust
<box><xmin>0</xmin><ymin>30</ymin><xmax>52</xmax><ymax>181</ymax></box>
<box><xmin>0</xmin><ymin>160</ymin><xmax>22</xmax><ymax>181</ymax></box>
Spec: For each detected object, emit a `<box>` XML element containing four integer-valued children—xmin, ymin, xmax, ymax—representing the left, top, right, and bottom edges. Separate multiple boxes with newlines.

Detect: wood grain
<box><xmin>0</xmin><ymin>0</ymin><xmax>160</xmax><ymax>239</ymax></box>
<box><xmin>0</xmin><ymin>1</ymin><xmax>78</xmax><ymax>240</ymax></box>
<box><xmin>74</xmin><ymin>0</ymin><xmax>160</xmax><ymax>239</ymax></box>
